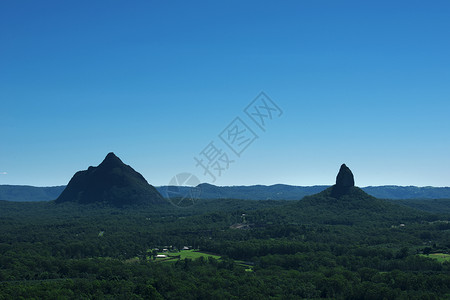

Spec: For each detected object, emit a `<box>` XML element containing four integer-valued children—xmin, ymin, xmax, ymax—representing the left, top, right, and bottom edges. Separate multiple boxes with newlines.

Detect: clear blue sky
<box><xmin>1</xmin><ymin>1</ymin><xmax>449</xmax><ymax>187</ymax></box>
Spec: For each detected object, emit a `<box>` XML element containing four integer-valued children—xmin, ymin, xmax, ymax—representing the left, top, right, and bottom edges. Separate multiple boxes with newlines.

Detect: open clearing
<box><xmin>236</xmin><ymin>260</ymin><xmax>254</xmax><ymax>272</ymax></box>
<box><xmin>148</xmin><ymin>250</ymin><xmax>254</xmax><ymax>271</ymax></box>
<box><xmin>149</xmin><ymin>249</ymin><xmax>221</xmax><ymax>263</ymax></box>
<box><xmin>421</xmin><ymin>253</ymin><xmax>450</xmax><ymax>263</ymax></box>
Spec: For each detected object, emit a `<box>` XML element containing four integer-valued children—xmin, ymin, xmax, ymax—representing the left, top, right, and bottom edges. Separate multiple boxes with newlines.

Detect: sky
<box><xmin>1</xmin><ymin>1</ymin><xmax>449</xmax><ymax>188</ymax></box>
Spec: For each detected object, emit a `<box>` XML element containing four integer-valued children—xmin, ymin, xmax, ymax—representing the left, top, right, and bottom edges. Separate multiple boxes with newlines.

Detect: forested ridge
<box><xmin>3</xmin><ymin>184</ymin><xmax>450</xmax><ymax>202</ymax></box>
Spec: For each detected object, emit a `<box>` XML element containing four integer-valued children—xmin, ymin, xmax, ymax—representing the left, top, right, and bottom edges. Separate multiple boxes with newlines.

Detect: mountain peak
<box><xmin>332</xmin><ymin>164</ymin><xmax>355</xmax><ymax>198</ymax></box>
<box><xmin>336</xmin><ymin>164</ymin><xmax>355</xmax><ymax>187</ymax></box>
<box><xmin>300</xmin><ymin>164</ymin><xmax>381</xmax><ymax>211</ymax></box>
<box><xmin>105</xmin><ymin>152</ymin><xmax>119</xmax><ymax>159</ymax></box>
<box><xmin>56</xmin><ymin>153</ymin><xmax>166</xmax><ymax>207</ymax></box>
<box><xmin>100</xmin><ymin>152</ymin><xmax>123</xmax><ymax>166</ymax></box>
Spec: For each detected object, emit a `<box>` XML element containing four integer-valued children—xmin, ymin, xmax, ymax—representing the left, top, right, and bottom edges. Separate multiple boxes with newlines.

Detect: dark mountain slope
<box><xmin>56</xmin><ymin>152</ymin><xmax>166</xmax><ymax>207</ymax></box>
<box><xmin>284</xmin><ymin>164</ymin><xmax>428</xmax><ymax>225</ymax></box>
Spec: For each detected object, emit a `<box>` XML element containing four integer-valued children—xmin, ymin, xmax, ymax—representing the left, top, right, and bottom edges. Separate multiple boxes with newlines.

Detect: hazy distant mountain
<box><xmin>158</xmin><ymin>183</ymin><xmax>330</xmax><ymax>200</ymax></box>
<box><xmin>0</xmin><ymin>185</ymin><xmax>65</xmax><ymax>202</ymax></box>
<box><xmin>158</xmin><ymin>184</ymin><xmax>450</xmax><ymax>201</ymax></box>
<box><xmin>363</xmin><ymin>186</ymin><xmax>450</xmax><ymax>199</ymax></box>
<box><xmin>55</xmin><ymin>152</ymin><xmax>167</xmax><ymax>207</ymax></box>
<box><xmin>2</xmin><ymin>182</ymin><xmax>450</xmax><ymax>203</ymax></box>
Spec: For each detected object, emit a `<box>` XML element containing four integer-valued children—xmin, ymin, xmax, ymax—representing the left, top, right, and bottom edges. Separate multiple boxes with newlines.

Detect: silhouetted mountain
<box><xmin>290</xmin><ymin>164</ymin><xmax>424</xmax><ymax>224</ymax></box>
<box><xmin>56</xmin><ymin>152</ymin><xmax>166</xmax><ymax>207</ymax></box>
<box><xmin>306</xmin><ymin>163</ymin><xmax>377</xmax><ymax>204</ymax></box>
<box><xmin>303</xmin><ymin>184</ymin><xmax>382</xmax><ymax>209</ymax></box>
<box><xmin>332</xmin><ymin>163</ymin><xmax>355</xmax><ymax>197</ymax></box>
<box><xmin>336</xmin><ymin>164</ymin><xmax>355</xmax><ymax>187</ymax></box>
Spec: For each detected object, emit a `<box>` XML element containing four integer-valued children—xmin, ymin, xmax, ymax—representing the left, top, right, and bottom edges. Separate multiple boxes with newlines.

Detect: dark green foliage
<box><xmin>389</xmin><ymin>198</ymin><xmax>450</xmax><ymax>214</ymax></box>
<box><xmin>1</xmin><ymin>186</ymin><xmax>450</xmax><ymax>298</ymax></box>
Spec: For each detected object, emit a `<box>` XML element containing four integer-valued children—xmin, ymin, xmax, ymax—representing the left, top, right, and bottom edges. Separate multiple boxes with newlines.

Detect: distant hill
<box><xmin>363</xmin><ymin>185</ymin><xmax>450</xmax><ymax>199</ymax></box>
<box><xmin>55</xmin><ymin>152</ymin><xmax>167</xmax><ymax>207</ymax></box>
<box><xmin>2</xmin><ymin>183</ymin><xmax>450</xmax><ymax>202</ymax></box>
<box><xmin>0</xmin><ymin>185</ymin><xmax>65</xmax><ymax>202</ymax></box>
<box><xmin>158</xmin><ymin>183</ymin><xmax>329</xmax><ymax>200</ymax></box>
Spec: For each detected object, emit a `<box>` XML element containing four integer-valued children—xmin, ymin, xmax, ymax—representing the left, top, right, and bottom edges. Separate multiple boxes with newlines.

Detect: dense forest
<box><xmin>1</xmin><ymin>192</ymin><xmax>450</xmax><ymax>299</ymax></box>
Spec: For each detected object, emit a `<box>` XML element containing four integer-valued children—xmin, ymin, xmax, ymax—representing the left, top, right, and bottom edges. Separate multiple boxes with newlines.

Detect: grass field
<box><xmin>148</xmin><ymin>250</ymin><xmax>255</xmax><ymax>271</ymax></box>
<box><xmin>235</xmin><ymin>260</ymin><xmax>254</xmax><ymax>272</ymax></box>
<box><xmin>175</xmin><ymin>249</ymin><xmax>221</xmax><ymax>260</ymax></box>
<box><xmin>421</xmin><ymin>253</ymin><xmax>450</xmax><ymax>263</ymax></box>
<box><xmin>148</xmin><ymin>249</ymin><xmax>221</xmax><ymax>263</ymax></box>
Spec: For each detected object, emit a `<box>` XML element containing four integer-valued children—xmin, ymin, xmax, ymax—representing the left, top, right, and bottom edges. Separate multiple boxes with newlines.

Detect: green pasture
<box><xmin>148</xmin><ymin>249</ymin><xmax>221</xmax><ymax>262</ymax></box>
<box><xmin>421</xmin><ymin>253</ymin><xmax>450</xmax><ymax>263</ymax></box>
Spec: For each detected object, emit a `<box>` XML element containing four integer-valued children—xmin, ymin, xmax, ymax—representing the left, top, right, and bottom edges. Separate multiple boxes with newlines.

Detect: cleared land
<box><xmin>148</xmin><ymin>249</ymin><xmax>254</xmax><ymax>272</ymax></box>
<box><xmin>148</xmin><ymin>249</ymin><xmax>221</xmax><ymax>263</ymax></box>
<box><xmin>421</xmin><ymin>253</ymin><xmax>450</xmax><ymax>263</ymax></box>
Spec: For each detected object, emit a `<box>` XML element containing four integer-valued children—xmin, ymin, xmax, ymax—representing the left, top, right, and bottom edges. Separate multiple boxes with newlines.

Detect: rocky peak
<box><xmin>99</xmin><ymin>152</ymin><xmax>123</xmax><ymax>167</ymax></box>
<box><xmin>336</xmin><ymin>164</ymin><xmax>355</xmax><ymax>187</ymax></box>
<box><xmin>332</xmin><ymin>164</ymin><xmax>355</xmax><ymax>198</ymax></box>
<box><xmin>56</xmin><ymin>152</ymin><xmax>166</xmax><ymax>207</ymax></box>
